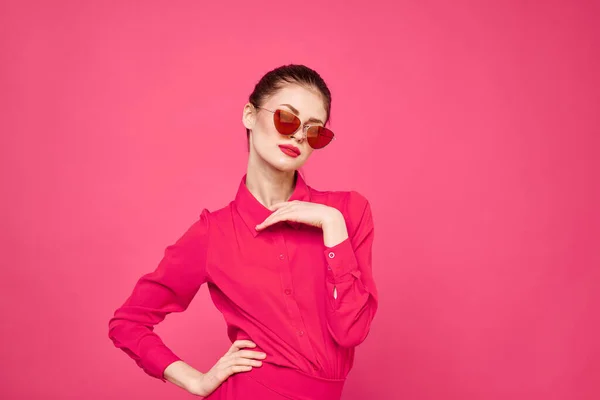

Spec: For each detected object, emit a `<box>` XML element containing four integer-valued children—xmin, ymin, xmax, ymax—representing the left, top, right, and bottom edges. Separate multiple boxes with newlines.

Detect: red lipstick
<box><xmin>278</xmin><ymin>144</ymin><xmax>301</xmax><ymax>158</ymax></box>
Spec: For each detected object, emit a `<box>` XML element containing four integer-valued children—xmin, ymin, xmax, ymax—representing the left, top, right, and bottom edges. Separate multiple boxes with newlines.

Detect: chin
<box><xmin>268</xmin><ymin>155</ymin><xmax>305</xmax><ymax>172</ymax></box>
<box><xmin>272</xmin><ymin>161</ymin><xmax>303</xmax><ymax>173</ymax></box>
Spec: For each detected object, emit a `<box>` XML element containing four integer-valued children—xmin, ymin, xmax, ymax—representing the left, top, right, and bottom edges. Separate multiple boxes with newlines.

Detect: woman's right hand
<box><xmin>187</xmin><ymin>340</ymin><xmax>267</xmax><ymax>397</ymax></box>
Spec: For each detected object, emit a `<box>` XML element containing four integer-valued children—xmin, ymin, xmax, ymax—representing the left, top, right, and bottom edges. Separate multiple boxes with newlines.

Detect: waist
<box><xmin>247</xmin><ymin>361</ymin><xmax>346</xmax><ymax>400</ymax></box>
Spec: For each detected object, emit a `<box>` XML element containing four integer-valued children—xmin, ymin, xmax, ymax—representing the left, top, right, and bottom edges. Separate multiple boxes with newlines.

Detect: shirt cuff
<box><xmin>324</xmin><ymin>237</ymin><xmax>358</xmax><ymax>280</ymax></box>
<box><xmin>143</xmin><ymin>344</ymin><xmax>182</xmax><ymax>382</ymax></box>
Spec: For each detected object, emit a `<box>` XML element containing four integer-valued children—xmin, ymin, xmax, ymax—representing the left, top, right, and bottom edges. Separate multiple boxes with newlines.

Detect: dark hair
<box><xmin>246</xmin><ymin>64</ymin><xmax>332</xmax><ymax>140</ymax></box>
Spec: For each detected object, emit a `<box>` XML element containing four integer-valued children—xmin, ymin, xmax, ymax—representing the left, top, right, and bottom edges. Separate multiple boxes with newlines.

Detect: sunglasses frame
<box><xmin>255</xmin><ymin>106</ymin><xmax>335</xmax><ymax>149</ymax></box>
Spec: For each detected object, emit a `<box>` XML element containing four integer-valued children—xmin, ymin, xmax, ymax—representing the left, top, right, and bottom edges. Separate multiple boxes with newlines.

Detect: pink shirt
<box><xmin>108</xmin><ymin>173</ymin><xmax>378</xmax><ymax>385</ymax></box>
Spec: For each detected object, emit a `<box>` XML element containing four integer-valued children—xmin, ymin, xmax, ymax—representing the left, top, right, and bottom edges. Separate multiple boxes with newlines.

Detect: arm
<box><xmin>164</xmin><ymin>360</ymin><xmax>205</xmax><ymax>393</ymax></box>
<box><xmin>108</xmin><ymin>209</ymin><xmax>210</xmax><ymax>382</ymax></box>
<box><xmin>322</xmin><ymin>192</ymin><xmax>378</xmax><ymax>348</ymax></box>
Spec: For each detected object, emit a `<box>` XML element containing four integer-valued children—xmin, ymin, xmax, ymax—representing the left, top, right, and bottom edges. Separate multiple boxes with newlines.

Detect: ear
<box><xmin>242</xmin><ymin>102</ymin><xmax>256</xmax><ymax>130</ymax></box>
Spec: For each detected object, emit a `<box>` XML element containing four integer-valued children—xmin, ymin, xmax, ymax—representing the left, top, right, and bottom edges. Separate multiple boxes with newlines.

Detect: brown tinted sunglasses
<box><xmin>256</xmin><ymin>106</ymin><xmax>335</xmax><ymax>149</ymax></box>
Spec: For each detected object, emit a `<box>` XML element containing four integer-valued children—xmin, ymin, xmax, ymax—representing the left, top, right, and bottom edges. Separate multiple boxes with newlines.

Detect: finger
<box><xmin>233</xmin><ymin>340</ymin><xmax>256</xmax><ymax>349</ymax></box>
<box><xmin>226</xmin><ymin>340</ymin><xmax>256</xmax><ymax>355</ymax></box>
<box><xmin>268</xmin><ymin>201</ymin><xmax>292</xmax><ymax>211</ymax></box>
<box><xmin>256</xmin><ymin>214</ymin><xmax>285</xmax><ymax>231</ymax></box>
<box><xmin>272</xmin><ymin>207</ymin><xmax>296</xmax><ymax>217</ymax></box>
<box><xmin>220</xmin><ymin>351</ymin><xmax>266</xmax><ymax>366</ymax></box>
<box><xmin>265</xmin><ymin>205</ymin><xmax>292</xmax><ymax>221</ymax></box>
<box><xmin>233</xmin><ymin>356</ymin><xmax>263</xmax><ymax>367</ymax></box>
<box><xmin>221</xmin><ymin>355</ymin><xmax>264</xmax><ymax>369</ymax></box>
<box><xmin>256</xmin><ymin>209</ymin><xmax>300</xmax><ymax>230</ymax></box>
<box><xmin>256</xmin><ymin>210</ymin><xmax>285</xmax><ymax>230</ymax></box>
<box><xmin>225</xmin><ymin>364</ymin><xmax>253</xmax><ymax>376</ymax></box>
<box><xmin>267</xmin><ymin>202</ymin><xmax>297</xmax><ymax>216</ymax></box>
<box><xmin>271</xmin><ymin>208</ymin><xmax>298</xmax><ymax>221</ymax></box>
<box><xmin>259</xmin><ymin>206</ymin><xmax>299</xmax><ymax>228</ymax></box>
<box><xmin>215</xmin><ymin>363</ymin><xmax>253</xmax><ymax>381</ymax></box>
<box><xmin>236</xmin><ymin>350</ymin><xmax>267</xmax><ymax>359</ymax></box>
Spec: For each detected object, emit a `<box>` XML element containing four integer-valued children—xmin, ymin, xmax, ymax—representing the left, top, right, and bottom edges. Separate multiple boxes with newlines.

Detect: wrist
<box><xmin>322</xmin><ymin>208</ymin><xmax>344</xmax><ymax>228</ymax></box>
<box><xmin>322</xmin><ymin>210</ymin><xmax>348</xmax><ymax>247</ymax></box>
<box><xmin>185</xmin><ymin>371</ymin><xmax>206</xmax><ymax>396</ymax></box>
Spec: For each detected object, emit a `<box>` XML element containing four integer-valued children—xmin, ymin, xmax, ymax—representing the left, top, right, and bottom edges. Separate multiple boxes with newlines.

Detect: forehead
<box><xmin>265</xmin><ymin>84</ymin><xmax>328</xmax><ymax>123</ymax></box>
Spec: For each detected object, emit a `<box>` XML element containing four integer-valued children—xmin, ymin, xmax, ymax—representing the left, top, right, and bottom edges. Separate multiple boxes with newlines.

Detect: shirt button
<box><xmin>279</xmin><ymin>254</ymin><xmax>285</xmax><ymax>260</ymax></box>
<box><xmin>284</xmin><ymin>289</ymin><xmax>292</xmax><ymax>295</ymax></box>
<box><xmin>328</xmin><ymin>252</ymin><xmax>335</xmax><ymax>259</ymax></box>
<box><xmin>297</xmin><ymin>330</ymin><xmax>304</xmax><ymax>336</ymax></box>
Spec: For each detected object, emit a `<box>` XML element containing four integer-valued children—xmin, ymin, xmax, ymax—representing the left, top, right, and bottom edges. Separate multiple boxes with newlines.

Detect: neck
<box><xmin>245</xmin><ymin>163</ymin><xmax>297</xmax><ymax>209</ymax></box>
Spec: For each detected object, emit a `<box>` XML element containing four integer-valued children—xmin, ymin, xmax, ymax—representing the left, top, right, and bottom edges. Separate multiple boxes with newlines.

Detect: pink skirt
<box><xmin>205</xmin><ymin>362</ymin><xmax>345</xmax><ymax>400</ymax></box>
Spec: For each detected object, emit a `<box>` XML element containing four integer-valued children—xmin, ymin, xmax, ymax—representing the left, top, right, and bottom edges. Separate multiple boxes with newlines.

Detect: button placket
<box><xmin>276</xmin><ymin>232</ymin><xmax>314</xmax><ymax>358</ymax></box>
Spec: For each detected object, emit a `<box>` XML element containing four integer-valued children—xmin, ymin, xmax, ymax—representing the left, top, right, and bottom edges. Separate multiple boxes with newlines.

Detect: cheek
<box><xmin>252</xmin><ymin>127</ymin><xmax>279</xmax><ymax>158</ymax></box>
<box><xmin>255</xmin><ymin>121</ymin><xmax>279</xmax><ymax>143</ymax></box>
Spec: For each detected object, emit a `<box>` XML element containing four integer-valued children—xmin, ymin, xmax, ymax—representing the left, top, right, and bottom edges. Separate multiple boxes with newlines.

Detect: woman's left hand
<box><xmin>255</xmin><ymin>201</ymin><xmax>344</xmax><ymax>231</ymax></box>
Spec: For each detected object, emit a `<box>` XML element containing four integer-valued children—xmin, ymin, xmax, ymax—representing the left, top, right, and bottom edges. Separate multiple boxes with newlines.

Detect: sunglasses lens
<box><xmin>274</xmin><ymin>109</ymin><xmax>301</xmax><ymax>135</ymax></box>
<box><xmin>307</xmin><ymin>126</ymin><xmax>334</xmax><ymax>149</ymax></box>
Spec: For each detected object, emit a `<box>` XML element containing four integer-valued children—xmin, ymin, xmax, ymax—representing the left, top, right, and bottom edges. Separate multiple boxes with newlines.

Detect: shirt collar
<box><xmin>234</xmin><ymin>171</ymin><xmax>311</xmax><ymax>237</ymax></box>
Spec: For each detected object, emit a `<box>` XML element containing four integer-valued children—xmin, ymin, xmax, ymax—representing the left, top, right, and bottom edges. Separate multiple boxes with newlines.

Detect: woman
<box><xmin>108</xmin><ymin>64</ymin><xmax>378</xmax><ymax>399</ymax></box>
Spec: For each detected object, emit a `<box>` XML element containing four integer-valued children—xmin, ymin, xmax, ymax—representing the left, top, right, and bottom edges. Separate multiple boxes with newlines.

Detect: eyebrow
<box><xmin>280</xmin><ymin>103</ymin><xmax>324</xmax><ymax>125</ymax></box>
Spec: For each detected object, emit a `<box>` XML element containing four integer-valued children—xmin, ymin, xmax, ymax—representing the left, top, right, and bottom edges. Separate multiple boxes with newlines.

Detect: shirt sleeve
<box><xmin>108</xmin><ymin>209</ymin><xmax>210</xmax><ymax>381</ymax></box>
<box><xmin>324</xmin><ymin>192</ymin><xmax>378</xmax><ymax>348</ymax></box>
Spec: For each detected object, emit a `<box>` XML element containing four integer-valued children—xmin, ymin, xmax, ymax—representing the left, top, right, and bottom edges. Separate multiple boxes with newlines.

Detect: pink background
<box><xmin>1</xmin><ymin>1</ymin><xmax>598</xmax><ymax>399</ymax></box>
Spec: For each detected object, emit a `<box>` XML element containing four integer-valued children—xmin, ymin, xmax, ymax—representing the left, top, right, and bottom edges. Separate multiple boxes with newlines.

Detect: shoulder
<box><xmin>190</xmin><ymin>201</ymin><xmax>249</xmax><ymax>239</ymax></box>
<box><xmin>175</xmin><ymin>208</ymin><xmax>212</xmax><ymax>245</ymax></box>
<box><xmin>311</xmin><ymin>186</ymin><xmax>370</xmax><ymax>211</ymax></box>
<box><xmin>201</xmin><ymin>202</ymin><xmax>237</xmax><ymax>229</ymax></box>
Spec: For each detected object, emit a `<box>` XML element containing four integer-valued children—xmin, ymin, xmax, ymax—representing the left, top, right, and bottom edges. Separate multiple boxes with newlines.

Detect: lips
<box><xmin>278</xmin><ymin>144</ymin><xmax>301</xmax><ymax>157</ymax></box>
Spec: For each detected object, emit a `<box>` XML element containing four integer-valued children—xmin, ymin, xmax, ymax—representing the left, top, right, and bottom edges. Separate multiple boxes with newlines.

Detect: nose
<box><xmin>290</xmin><ymin>126</ymin><xmax>307</xmax><ymax>142</ymax></box>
